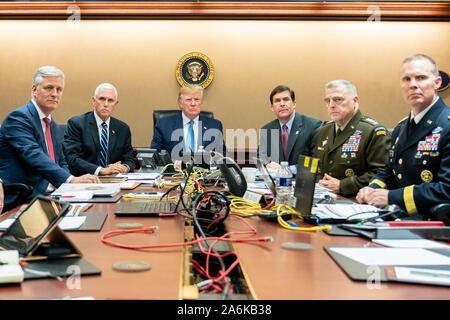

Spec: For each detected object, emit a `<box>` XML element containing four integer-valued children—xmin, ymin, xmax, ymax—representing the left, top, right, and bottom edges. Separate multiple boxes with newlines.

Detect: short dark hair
<box><xmin>269</xmin><ymin>85</ymin><xmax>295</xmax><ymax>104</ymax></box>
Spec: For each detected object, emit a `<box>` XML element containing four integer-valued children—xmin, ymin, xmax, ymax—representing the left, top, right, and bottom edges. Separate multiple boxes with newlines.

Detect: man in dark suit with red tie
<box><xmin>0</xmin><ymin>66</ymin><xmax>99</xmax><ymax>208</ymax></box>
<box><xmin>63</xmin><ymin>83</ymin><xmax>135</xmax><ymax>176</ymax></box>
<box><xmin>258</xmin><ymin>85</ymin><xmax>322</xmax><ymax>174</ymax></box>
<box><xmin>357</xmin><ymin>54</ymin><xmax>450</xmax><ymax>215</ymax></box>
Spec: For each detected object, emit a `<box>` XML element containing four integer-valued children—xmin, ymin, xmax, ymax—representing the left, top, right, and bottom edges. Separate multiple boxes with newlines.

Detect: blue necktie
<box><xmin>99</xmin><ymin>122</ymin><xmax>108</xmax><ymax>167</ymax></box>
<box><xmin>188</xmin><ymin>120</ymin><xmax>195</xmax><ymax>152</ymax></box>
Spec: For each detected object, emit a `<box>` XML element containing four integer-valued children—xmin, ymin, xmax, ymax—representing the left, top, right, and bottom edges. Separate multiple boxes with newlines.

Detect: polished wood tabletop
<box><xmin>226</xmin><ymin>216</ymin><xmax>450</xmax><ymax>300</ymax></box>
<box><xmin>0</xmin><ymin>197</ymin><xmax>186</xmax><ymax>300</ymax></box>
<box><xmin>0</xmin><ymin>185</ymin><xmax>448</xmax><ymax>300</ymax></box>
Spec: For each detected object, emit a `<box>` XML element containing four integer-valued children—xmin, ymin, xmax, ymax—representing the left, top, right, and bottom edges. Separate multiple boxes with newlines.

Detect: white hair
<box><xmin>33</xmin><ymin>66</ymin><xmax>65</xmax><ymax>88</ymax></box>
<box><xmin>326</xmin><ymin>79</ymin><xmax>358</xmax><ymax>97</ymax></box>
<box><xmin>94</xmin><ymin>83</ymin><xmax>118</xmax><ymax>100</ymax></box>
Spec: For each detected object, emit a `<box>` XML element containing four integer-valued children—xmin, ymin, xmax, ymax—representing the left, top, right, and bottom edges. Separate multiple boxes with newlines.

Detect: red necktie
<box><xmin>43</xmin><ymin>117</ymin><xmax>55</xmax><ymax>162</ymax></box>
<box><xmin>282</xmin><ymin>124</ymin><xmax>288</xmax><ymax>158</ymax></box>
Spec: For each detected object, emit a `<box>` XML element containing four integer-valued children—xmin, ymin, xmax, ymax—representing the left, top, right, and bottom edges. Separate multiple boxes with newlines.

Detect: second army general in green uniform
<box><xmin>313</xmin><ymin>80</ymin><xmax>391</xmax><ymax>198</ymax></box>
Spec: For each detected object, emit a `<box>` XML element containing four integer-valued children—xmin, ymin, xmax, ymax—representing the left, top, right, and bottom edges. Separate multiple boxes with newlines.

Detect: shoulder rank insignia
<box><xmin>363</xmin><ymin>117</ymin><xmax>378</xmax><ymax>125</ymax></box>
<box><xmin>398</xmin><ymin>116</ymin><xmax>408</xmax><ymax>124</ymax></box>
<box><xmin>374</xmin><ymin>126</ymin><xmax>387</xmax><ymax>136</ymax></box>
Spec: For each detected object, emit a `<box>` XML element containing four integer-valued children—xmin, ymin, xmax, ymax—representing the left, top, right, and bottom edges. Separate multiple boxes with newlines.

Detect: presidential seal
<box><xmin>175</xmin><ymin>52</ymin><xmax>214</xmax><ymax>88</ymax></box>
<box><xmin>420</xmin><ymin>170</ymin><xmax>433</xmax><ymax>183</ymax></box>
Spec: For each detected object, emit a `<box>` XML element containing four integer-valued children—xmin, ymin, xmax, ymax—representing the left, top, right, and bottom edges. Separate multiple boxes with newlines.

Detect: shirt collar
<box><xmin>182</xmin><ymin>112</ymin><xmax>199</xmax><ymax>126</ymax></box>
<box><xmin>93</xmin><ymin>110</ymin><xmax>110</xmax><ymax>128</ymax></box>
<box><xmin>31</xmin><ymin>99</ymin><xmax>51</xmax><ymax>121</ymax></box>
<box><xmin>410</xmin><ymin>96</ymin><xmax>439</xmax><ymax>125</ymax></box>
<box><xmin>279</xmin><ymin>113</ymin><xmax>295</xmax><ymax>131</ymax></box>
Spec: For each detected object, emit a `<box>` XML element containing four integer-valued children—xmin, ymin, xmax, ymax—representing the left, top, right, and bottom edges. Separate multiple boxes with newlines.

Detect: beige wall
<box><xmin>0</xmin><ymin>20</ymin><xmax>448</xmax><ymax>148</ymax></box>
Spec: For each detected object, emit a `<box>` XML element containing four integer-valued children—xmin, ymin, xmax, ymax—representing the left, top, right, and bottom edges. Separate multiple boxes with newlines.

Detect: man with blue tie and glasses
<box><xmin>151</xmin><ymin>85</ymin><xmax>226</xmax><ymax>167</ymax></box>
<box><xmin>63</xmin><ymin>83</ymin><xmax>135</xmax><ymax>176</ymax></box>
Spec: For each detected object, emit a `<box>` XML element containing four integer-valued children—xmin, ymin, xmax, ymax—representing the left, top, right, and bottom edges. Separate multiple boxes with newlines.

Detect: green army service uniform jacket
<box><xmin>313</xmin><ymin>110</ymin><xmax>391</xmax><ymax>197</ymax></box>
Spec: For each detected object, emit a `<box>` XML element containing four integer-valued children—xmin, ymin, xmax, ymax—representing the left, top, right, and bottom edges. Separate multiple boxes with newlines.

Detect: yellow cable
<box><xmin>275</xmin><ymin>204</ymin><xmax>331</xmax><ymax>232</ymax></box>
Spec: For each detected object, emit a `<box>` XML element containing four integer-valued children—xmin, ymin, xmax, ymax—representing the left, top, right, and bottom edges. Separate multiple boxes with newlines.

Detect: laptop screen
<box><xmin>255</xmin><ymin>158</ymin><xmax>277</xmax><ymax>197</ymax></box>
<box><xmin>0</xmin><ymin>196</ymin><xmax>70</xmax><ymax>255</ymax></box>
<box><xmin>294</xmin><ymin>155</ymin><xmax>319</xmax><ymax>217</ymax></box>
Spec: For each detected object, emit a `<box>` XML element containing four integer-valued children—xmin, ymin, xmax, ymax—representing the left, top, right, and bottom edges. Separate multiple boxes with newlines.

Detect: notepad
<box><xmin>329</xmin><ymin>247</ymin><xmax>450</xmax><ymax>266</ymax></box>
<box><xmin>0</xmin><ymin>251</ymin><xmax>24</xmax><ymax>284</ymax></box>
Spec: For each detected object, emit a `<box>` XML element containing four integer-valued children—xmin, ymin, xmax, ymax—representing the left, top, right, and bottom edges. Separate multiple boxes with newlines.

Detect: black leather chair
<box><xmin>153</xmin><ymin>110</ymin><xmax>214</xmax><ymax>128</ymax></box>
<box><xmin>2</xmin><ymin>183</ymin><xmax>33</xmax><ymax>214</ymax></box>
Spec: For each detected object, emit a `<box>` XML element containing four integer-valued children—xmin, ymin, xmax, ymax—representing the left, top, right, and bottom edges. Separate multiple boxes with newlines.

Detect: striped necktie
<box><xmin>99</xmin><ymin>122</ymin><xmax>108</xmax><ymax>167</ymax></box>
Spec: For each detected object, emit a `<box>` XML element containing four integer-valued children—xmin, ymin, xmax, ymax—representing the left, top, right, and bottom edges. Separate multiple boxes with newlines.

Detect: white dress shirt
<box><xmin>31</xmin><ymin>100</ymin><xmax>73</xmax><ymax>189</ymax></box>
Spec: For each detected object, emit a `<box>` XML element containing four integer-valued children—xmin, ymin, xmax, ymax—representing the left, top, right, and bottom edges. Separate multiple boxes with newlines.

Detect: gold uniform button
<box><xmin>398</xmin><ymin>159</ymin><xmax>403</xmax><ymax>165</ymax></box>
<box><xmin>423</xmin><ymin>160</ymin><xmax>427</xmax><ymax>165</ymax></box>
<box><xmin>398</xmin><ymin>173</ymin><xmax>402</xmax><ymax>180</ymax></box>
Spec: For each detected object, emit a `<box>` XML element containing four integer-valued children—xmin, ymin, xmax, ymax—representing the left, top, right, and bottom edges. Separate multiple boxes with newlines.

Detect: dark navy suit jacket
<box><xmin>0</xmin><ymin>101</ymin><xmax>71</xmax><ymax>205</ymax></box>
<box><xmin>63</xmin><ymin>111</ymin><xmax>135</xmax><ymax>176</ymax></box>
<box><xmin>369</xmin><ymin>97</ymin><xmax>450</xmax><ymax>215</ymax></box>
<box><xmin>258</xmin><ymin>112</ymin><xmax>322</xmax><ymax>166</ymax></box>
<box><xmin>150</xmin><ymin>113</ymin><xmax>226</xmax><ymax>160</ymax></box>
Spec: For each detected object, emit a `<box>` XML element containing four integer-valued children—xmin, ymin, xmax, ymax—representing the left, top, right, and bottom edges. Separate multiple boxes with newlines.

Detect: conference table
<box><xmin>0</xmin><ymin>183</ymin><xmax>448</xmax><ymax>300</ymax></box>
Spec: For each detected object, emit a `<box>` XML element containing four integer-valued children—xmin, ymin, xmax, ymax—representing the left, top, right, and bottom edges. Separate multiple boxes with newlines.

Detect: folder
<box><xmin>324</xmin><ymin>246</ymin><xmax>450</xmax><ymax>286</ymax></box>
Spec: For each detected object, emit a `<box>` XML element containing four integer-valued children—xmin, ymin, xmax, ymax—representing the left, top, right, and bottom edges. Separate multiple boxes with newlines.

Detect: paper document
<box><xmin>329</xmin><ymin>247</ymin><xmax>450</xmax><ymax>266</ymax></box>
<box><xmin>0</xmin><ymin>251</ymin><xmax>24</xmax><ymax>284</ymax></box>
<box><xmin>314</xmin><ymin>183</ymin><xmax>336</xmax><ymax>200</ymax></box>
<box><xmin>392</xmin><ymin>267</ymin><xmax>450</xmax><ymax>286</ymax></box>
<box><xmin>0</xmin><ymin>216</ymin><xmax>86</xmax><ymax>231</ymax></box>
<box><xmin>116</xmin><ymin>172</ymin><xmax>160</xmax><ymax>180</ymax></box>
<box><xmin>373</xmin><ymin>239</ymin><xmax>450</xmax><ymax>249</ymax></box>
<box><xmin>0</xmin><ymin>219</ymin><xmax>14</xmax><ymax>231</ymax></box>
<box><xmin>119</xmin><ymin>182</ymin><xmax>140</xmax><ymax>190</ymax></box>
<box><xmin>53</xmin><ymin>183</ymin><xmax>120</xmax><ymax>197</ymax></box>
<box><xmin>58</xmin><ymin>216</ymin><xmax>87</xmax><ymax>230</ymax></box>
<box><xmin>314</xmin><ymin>204</ymin><xmax>379</xmax><ymax>220</ymax></box>
<box><xmin>56</xmin><ymin>191</ymin><xmax>94</xmax><ymax>201</ymax></box>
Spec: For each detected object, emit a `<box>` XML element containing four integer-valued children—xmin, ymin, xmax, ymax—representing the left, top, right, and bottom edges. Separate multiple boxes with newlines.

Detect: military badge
<box><xmin>420</xmin><ymin>170</ymin><xmax>433</xmax><ymax>183</ymax></box>
<box><xmin>374</xmin><ymin>126</ymin><xmax>387</xmax><ymax>136</ymax></box>
<box><xmin>175</xmin><ymin>52</ymin><xmax>214</xmax><ymax>88</ymax></box>
<box><xmin>345</xmin><ymin>168</ymin><xmax>355</xmax><ymax>177</ymax></box>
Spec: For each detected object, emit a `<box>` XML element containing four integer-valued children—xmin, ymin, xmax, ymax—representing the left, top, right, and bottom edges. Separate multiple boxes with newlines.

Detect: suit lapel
<box><xmin>88</xmin><ymin>111</ymin><xmax>101</xmax><ymax>152</ymax></box>
<box><xmin>108</xmin><ymin>118</ymin><xmax>117</xmax><ymax>157</ymax></box>
<box><xmin>27</xmin><ymin>102</ymin><xmax>48</xmax><ymax>153</ymax></box>
<box><xmin>286</xmin><ymin>114</ymin><xmax>302</xmax><ymax>160</ymax></box>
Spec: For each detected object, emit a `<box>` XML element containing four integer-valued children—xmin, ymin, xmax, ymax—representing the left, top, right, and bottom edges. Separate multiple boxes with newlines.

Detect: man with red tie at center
<box><xmin>0</xmin><ymin>66</ymin><xmax>99</xmax><ymax>209</ymax></box>
<box><xmin>258</xmin><ymin>85</ymin><xmax>322</xmax><ymax>174</ymax></box>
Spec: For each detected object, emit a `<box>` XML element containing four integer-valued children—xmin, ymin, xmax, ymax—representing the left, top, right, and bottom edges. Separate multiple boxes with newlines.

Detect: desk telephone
<box><xmin>136</xmin><ymin>148</ymin><xmax>173</xmax><ymax>172</ymax></box>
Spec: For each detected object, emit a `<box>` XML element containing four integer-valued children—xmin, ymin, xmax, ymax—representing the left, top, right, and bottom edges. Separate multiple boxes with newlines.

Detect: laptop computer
<box><xmin>114</xmin><ymin>160</ymin><xmax>195</xmax><ymax>217</ymax></box>
<box><xmin>255</xmin><ymin>158</ymin><xmax>277</xmax><ymax>198</ymax></box>
<box><xmin>294</xmin><ymin>155</ymin><xmax>380</xmax><ymax>224</ymax></box>
<box><xmin>0</xmin><ymin>196</ymin><xmax>81</xmax><ymax>260</ymax></box>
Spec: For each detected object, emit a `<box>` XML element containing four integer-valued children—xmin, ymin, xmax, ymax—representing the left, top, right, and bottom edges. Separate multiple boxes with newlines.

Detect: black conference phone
<box><xmin>136</xmin><ymin>148</ymin><xmax>174</xmax><ymax>173</ymax></box>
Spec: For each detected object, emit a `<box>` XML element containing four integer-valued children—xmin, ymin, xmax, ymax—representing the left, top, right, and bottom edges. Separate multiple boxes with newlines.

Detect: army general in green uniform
<box><xmin>313</xmin><ymin>80</ymin><xmax>391</xmax><ymax>198</ymax></box>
